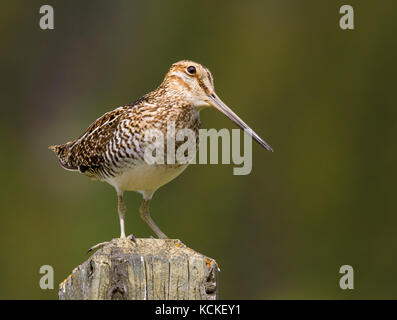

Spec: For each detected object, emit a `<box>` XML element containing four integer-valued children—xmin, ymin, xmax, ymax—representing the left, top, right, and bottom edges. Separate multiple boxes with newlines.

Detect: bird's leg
<box><xmin>118</xmin><ymin>191</ymin><xmax>136</xmax><ymax>242</ymax></box>
<box><xmin>139</xmin><ymin>196</ymin><xmax>168</xmax><ymax>239</ymax></box>
<box><xmin>118</xmin><ymin>192</ymin><xmax>126</xmax><ymax>238</ymax></box>
<box><xmin>87</xmin><ymin>190</ymin><xmax>135</xmax><ymax>254</ymax></box>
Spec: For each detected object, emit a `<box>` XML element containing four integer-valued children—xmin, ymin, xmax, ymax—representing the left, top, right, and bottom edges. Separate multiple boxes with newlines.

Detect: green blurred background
<box><xmin>0</xmin><ymin>0</ymin><xmax>396</xmax><ymax>299</ymax></box>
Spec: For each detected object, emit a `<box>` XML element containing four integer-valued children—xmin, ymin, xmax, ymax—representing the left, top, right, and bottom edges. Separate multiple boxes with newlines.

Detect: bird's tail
<box><xmin>49</xmin><ymin>143</ymin><xmax>79</xmax><ymax>171</ymax></box>
<box><xmin>48</xmin><ymin>144</ymin><xmax>60</xmax><ymax>153</ymax></box>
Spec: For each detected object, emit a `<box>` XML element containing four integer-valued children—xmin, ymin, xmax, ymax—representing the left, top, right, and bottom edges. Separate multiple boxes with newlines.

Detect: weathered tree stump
<box><xmin>59</xmin><ymin>238</ymin><xmax>218</xmax><ymax>300</ymax></box>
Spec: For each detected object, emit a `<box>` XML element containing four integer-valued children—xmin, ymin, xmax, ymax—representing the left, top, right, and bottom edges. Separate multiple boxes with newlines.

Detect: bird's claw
<box><xmin>87</xmin><ymin>235</ymin><xmax>136</xmax><ymax>253</ymax></box>
<box><xmin>87</xmin><ymin>241</ymin><xmax>109</xmax><ymax>254</ymax></box>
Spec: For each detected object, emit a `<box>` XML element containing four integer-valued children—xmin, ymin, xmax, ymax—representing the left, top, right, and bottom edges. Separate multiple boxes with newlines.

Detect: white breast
<box><xmin>106</xmin><ymin>163</ymin><xmax>189</xmax><ymax>193</ymax></box>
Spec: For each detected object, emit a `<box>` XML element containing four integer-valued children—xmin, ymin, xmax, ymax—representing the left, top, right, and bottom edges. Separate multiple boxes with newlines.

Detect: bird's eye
<box><xmin>186</xmin><ymin>66</ymin><xmax>196</xmax><ymax>75</ymax></box>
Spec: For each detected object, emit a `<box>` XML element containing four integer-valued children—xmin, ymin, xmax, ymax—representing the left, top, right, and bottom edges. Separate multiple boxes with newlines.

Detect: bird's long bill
<box><xmin>210</xmin><ymin>93</ymin><xmax>273</xmax><ymax>152</ymax></box>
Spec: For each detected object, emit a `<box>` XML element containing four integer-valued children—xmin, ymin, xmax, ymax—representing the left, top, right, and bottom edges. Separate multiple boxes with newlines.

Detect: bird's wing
<box><xmin>50</xmin><ymin>105</ymin><xmax>131</xmax><ymax>172</ymax></box>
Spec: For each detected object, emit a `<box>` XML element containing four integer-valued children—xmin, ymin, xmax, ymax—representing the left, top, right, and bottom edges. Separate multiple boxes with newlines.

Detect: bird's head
<box><xmin>162</xmin><ymin>60</ymin><xmax>215</xmax><ymax>109</ymax></box>
<box><xmin>161</xmin><ymin>60</ymin><xmax>273</xmax><ymax>152</ymax></box>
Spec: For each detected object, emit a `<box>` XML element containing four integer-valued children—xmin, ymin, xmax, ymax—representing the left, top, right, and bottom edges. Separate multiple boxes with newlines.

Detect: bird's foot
<box><xmin>87</xmin><ymin>241</ymin><xmax>110</xmax><ymax>254</ymax></box>
<box><xmin>87</xmin><ymin>234</ymin><xmax>137</xmax><ymax>254</ymax></box>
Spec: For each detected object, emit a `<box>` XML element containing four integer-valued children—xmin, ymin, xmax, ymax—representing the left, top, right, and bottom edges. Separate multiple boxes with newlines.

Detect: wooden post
<box><xmin>59</xmin><ymin>238</ymin><xmax>218</xmax><ymax>300</ymax></box>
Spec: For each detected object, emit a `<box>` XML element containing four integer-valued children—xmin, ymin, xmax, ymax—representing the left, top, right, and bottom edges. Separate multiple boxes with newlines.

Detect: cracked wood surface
<box><xmin>59</xmin><ymin>238</ymin><xmax>218</xmax><ymax>300</ymax></box>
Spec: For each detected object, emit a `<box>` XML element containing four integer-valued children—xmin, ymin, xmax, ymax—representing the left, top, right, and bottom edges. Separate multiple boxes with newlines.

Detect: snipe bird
<box><xmin>50</xmin><ymin>60</ymin><xmax>273</xmax><ymax>251</ymax></box>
